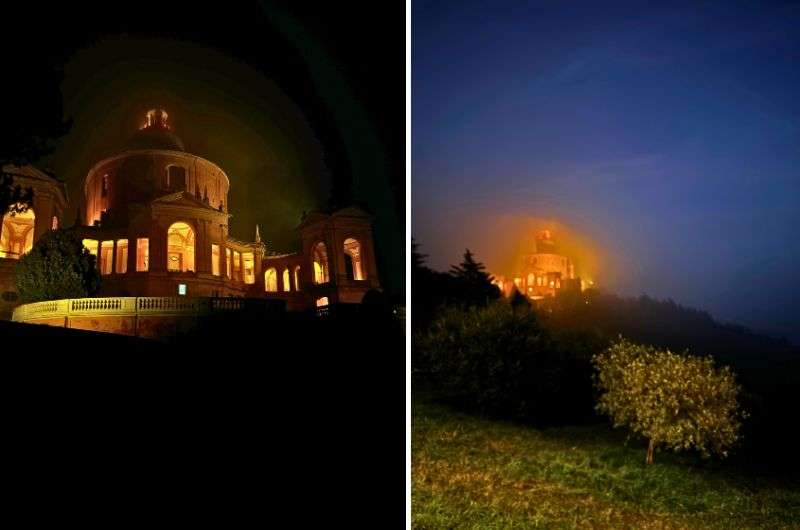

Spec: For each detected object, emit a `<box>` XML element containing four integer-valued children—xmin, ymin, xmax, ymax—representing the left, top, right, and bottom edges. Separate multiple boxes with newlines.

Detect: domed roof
<box><xmin>125</xmin><ymin>109</ymin><xmax>185</xmax><ymax>151</ymax></box>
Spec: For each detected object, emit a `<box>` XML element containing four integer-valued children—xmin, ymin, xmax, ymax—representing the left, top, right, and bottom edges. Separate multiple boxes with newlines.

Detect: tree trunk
<box><xmin>646</xmin><ymin>439</ymin><xmax>655</xmax><ymax>465</ymax></box>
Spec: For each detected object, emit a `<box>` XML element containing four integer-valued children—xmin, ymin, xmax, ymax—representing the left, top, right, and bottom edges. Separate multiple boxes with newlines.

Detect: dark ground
<box><xmin>2</xmin><ymin>310</ymin><xmax>405</xmax><ymax>525</ymax></box>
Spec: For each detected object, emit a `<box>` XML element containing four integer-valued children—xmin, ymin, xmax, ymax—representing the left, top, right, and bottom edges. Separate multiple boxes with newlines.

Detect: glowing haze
<box><xmin>413</xmin><ymin>2</ymin><xmax>800</xmax><ymax>341</ymax></box>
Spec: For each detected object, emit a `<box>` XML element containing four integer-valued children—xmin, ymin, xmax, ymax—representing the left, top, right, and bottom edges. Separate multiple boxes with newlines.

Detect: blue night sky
<box><xmin>412</xmin><ymin>1</ymin><xmax>800</xmax><ymax>341</ymax></box>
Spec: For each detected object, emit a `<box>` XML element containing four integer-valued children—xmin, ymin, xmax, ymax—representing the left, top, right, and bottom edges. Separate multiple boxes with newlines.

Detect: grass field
<box><xmin>412</xmin><ymin>399</ymin><xmax>800</xmax><ymax>529</ymax></box>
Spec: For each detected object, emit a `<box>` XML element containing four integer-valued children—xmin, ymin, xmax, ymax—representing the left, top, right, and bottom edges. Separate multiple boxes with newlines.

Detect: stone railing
<box><xmin>12</xmin><ymin>296</ymin><xmax>251</xmax><ymax>322</ymax></box>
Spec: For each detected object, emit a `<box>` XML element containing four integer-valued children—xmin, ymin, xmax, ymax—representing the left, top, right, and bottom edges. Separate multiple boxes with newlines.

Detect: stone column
<box><xmin>195</xmin><ymin>219</ymin><xmax>210</xmax><ymax>274</ymax></box>
<box><xmin>150</xmin><ymin>220</ymin><xmax>167</xmax><ymax>273</ymax></box>
<box><xmin>128</xmin><ymin>237</ymin><xmax>137</xmax><ymax>273</ymax></box>
<box><xmin>111</xmin><ymin>240</ymin><xmax>118</xmax><ymax>275</ymax></box>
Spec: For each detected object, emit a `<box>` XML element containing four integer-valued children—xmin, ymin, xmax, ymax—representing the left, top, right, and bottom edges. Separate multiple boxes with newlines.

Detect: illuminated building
<box><xmin>494</xmin><ymin>230</ymin><xmax>582</xmax><ymax>301</ymax></box>
<box><xmin>1</xmin><ymin>108</ymin><xmax>380</xmax><ymax>325</ymax></box>
<box><xmin>0</xmin><ymin>166</ymin><xmax>68</xmax><ymax>317</ymax></box>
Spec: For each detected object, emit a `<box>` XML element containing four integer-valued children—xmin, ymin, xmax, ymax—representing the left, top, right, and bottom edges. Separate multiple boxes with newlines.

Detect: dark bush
<box><xmin>414</xmin><ymin>302</ymin><xmax>598</xmax><ymax>424</ymax></box>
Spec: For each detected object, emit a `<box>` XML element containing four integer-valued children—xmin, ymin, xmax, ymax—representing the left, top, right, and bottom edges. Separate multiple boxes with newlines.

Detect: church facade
<box><xmin>1</xmin><ymin>108</ymin><xmax>380</xmax><ymax>320</ymax></box>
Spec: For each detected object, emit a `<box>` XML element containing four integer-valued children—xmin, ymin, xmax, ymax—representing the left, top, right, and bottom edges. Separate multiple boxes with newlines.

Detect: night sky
<box><xmin>3</xmin><ymin>2</ymin><xmax>405</xmax><ymax>295</ymax></box>
<box><xmin>413</xmin><ymin>1</ymin><xmax>800</xmax><ymax>341</ymax></box>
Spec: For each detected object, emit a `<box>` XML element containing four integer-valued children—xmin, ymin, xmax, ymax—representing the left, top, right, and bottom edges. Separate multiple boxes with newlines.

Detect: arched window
<box><xmin>527</xmin><ymin>273</ymin><xmax>535</xmax><ymax>287</ymax></box>
<box><xmin>294</xmin><ymin>265</ymin><xmax>301</xmax><ymax>291</ymax></box>
<box><xmin>0</xmin><ymin>207</ymin><xmax>35</xmax><ymax>259</ymax></box>
<box><xmin>211</xmin><ymin>244</ymin><xmax>220</xmax><ymax>276</ymax></box>
<box><xmin>167</xmin><ymin>166</ymin><xmax>186</xmax><ymax>191</ymax></box>
<box><xmin>243</xmin><ymin>252</ymin><xmax>255</xmax><ymax>284</ymax></box>
<box><xmin>265</xmin><ymin>268</ymin><xmax>278</xmax><ymax>292</ymax></box>
<box><xmin>167</xmin><ymin>221</ymin><xmax>195</xmax><ymax>272</ymax></box>
<box><xmin>51</xmin><ymin>216</ymin><xmax>58</xmax><ymax>230</ymax></box>
<box><xmin>312</xmin><ymin>242</ymin><xmax>329</xmax><ymax>284</ymax></box>
<box><xmin>343</xmin><ymin>238</ymin><xmax>365</xmax><ymax>280</ymax></box>
<box><xmin>282</xmin><ymin>268</ymin><xmax>291</xmax><ymax>292</ymax></box>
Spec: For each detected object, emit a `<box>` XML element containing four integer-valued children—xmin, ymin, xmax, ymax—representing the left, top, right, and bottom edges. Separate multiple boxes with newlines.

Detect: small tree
<box><xmin>15</xmin><ymin>229</ymin><xmax>100</xmax><ymax>302</ymax></box>
<box><xmin>593</xmin><ymin>338</ymin><xmax>744</xmax><ymax>464</ymax></box>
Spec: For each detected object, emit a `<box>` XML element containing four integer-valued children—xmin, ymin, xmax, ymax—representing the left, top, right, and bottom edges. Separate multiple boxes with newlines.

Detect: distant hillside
<box><xmin>546</xmin><ymin>289</ymin><xmax>799</xmax><ymax>387</ymax></box>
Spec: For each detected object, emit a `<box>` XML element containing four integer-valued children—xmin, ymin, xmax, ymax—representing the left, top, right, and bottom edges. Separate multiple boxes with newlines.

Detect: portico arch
<box><xmin>0</xmin><ymin>207</ymin><xmax>35</xmax><ymax>259</ymax></box>
<box><xmin>166</xmin><ymin>221</ymin><xmax>195</xmax><ymax>272</ymax></box>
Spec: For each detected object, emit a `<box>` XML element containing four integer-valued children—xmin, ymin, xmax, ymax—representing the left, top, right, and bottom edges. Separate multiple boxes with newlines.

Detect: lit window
<box><xmin>1</xmin><ymin>208</ymin><xmax>36</xmax><ymax>259</ymax></box>
<box><xmin>294</xmin><ymin>266</ymin><xmax>301</xmax><ymax>291</ymax></box>
<box><xmin>343</xmin><ymin>238</ymin><xmax>365</xmax><ymax>280</ymax></box>
<box><xmin>178</xmin><ymin>283</ymin><xmax>187</xmax><ymax>296</ymax></box>
<box><xmin>265</xmin><ymin>268</ymin><xmax>278</xmax><ymax>292</ymax></box>
<box><xmin>316</xmin><ymin>297</ymin><xmax>329</xmax><ymax>307</ymax></box>
<box><xmin>167</xmin><ymin>222</ymin><xmax>195</xmax><ymax>272</ymax></box>
<box><xmin>527</xmin><ymin>273</ymin><xmax>534</xmax><ymax>286</ymax></box>
<box><xmin>81</xmin><ymin>239</ymin><xmax>98</xmax><ymax>269</ymax></box>
<box><xmin>233</xmin><ymin>251</ymin><xmax>241</xmax><ymax>281</ymax></box>
<box><xmin>116</xmin><ymin>239</ymin><xmax>128</xmax><ymax>273</ymax></box>
<box><xmin>282</xmin><ymin>268</ymin><xmax>291</xmax><ymax>292</ymax></box>
<box><xmin>100</xmin><ymin>241</ymin><xmax>113</xmax><ymax>275</ymax></box>
<box><xmin>225</xmin><ymin>248</ymin><xmax>231</xmax><ymax>278</ymax></box>
<box><xmin>51</xmin><ymin>216</ymin><xmax>58</xmax><ymax>230</ymax></box>
<box><xmin>243</xmin><ymin>252</ymin><xmax>255</xmax><ymax>284</ymax></box>
<box><xmin>211</xmin><ymin>244</ymin><xmax>220</xmax><ymax>276</ymax></box>
<box><xmin>312</xmin><ymin>242</ymin><xmax>329</xmax><ymax>284</ymax></box>
<box><xmin>136</xmin><ymin>238</ymin><xmax>149</xmax><ymax>271</ymax></box>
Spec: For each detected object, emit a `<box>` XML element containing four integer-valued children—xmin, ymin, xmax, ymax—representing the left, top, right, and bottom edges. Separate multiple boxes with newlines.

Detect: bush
<box><xmin>593</xmin><ymin>338</ymin><xmax>745</xmax><ymax>464</ymax></box>
<box><xmin>414</xmin><ymin>302</ymin><xmax>596</xmax><ymax>423</ymax></box>
<box><xmin>15</xmin><ymin>229</ymin><xmax>100</xmax><ymax>302</ymax></box>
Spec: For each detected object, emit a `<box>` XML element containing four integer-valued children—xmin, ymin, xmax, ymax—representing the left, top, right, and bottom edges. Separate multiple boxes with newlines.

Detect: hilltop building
<box><xmin>493</xmin><ymin>230</ymin><xmax>583</xmax><ymax>301</ymax></box>
<box><xmin>1</xmin><ymin>108</ymin><xmax>381</xmax><ymax>330</ymax></box>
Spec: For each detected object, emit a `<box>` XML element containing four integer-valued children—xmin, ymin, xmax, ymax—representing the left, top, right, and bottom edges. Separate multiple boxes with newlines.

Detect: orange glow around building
<box><xmin>444</xmin><ymin>214</ymin><xmax>606</xmax><ymax>302</ymax></box>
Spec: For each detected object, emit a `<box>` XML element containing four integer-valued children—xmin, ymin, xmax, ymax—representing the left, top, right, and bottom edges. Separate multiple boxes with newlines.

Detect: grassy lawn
<box><xmin>412</xmin><ymin>399</ymin><xmax>800</xmax><ymax>529</ymax></box>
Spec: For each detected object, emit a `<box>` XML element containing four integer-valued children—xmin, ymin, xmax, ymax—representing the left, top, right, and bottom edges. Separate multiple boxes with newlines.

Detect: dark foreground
<box><xmin>2</xmin><ymin>308</ymin><xmax>405</xmax><ymax>525</ymax></box>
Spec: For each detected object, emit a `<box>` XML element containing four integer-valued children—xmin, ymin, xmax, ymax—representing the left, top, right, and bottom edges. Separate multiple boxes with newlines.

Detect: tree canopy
<box><xmin>15</xmin><ymin>229</ymin><xmax>100</xmax><ymax>302</ymax></box>
<box><xmin>593</xmin><ymin>338</ymin><xmax>745</xmax><ymax>464</ymax></box>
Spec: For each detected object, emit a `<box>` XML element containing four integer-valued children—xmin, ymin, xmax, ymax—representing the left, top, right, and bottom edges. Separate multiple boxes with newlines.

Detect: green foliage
<box><xmin>415</xmin><ymin>302</ymin><xmax>595</xmax><ymax>423</ymax></box>
<box><xmin>593</xmin><ymin>338</ymin><xmax>745</xmax><ymax>462</ymax></box>
<box><xmin>15</xmin><ymin>229</ymin><xmax>100</xmax><ymax>302</ymax></box>
<box><xmin>412</xmin><ymin>399</ymin><xmax>800</xmax><ymax>529</ymax></box>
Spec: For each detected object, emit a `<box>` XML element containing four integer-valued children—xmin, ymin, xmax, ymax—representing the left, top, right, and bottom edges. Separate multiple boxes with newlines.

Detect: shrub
<box><xmin>593</xmin><ymin>338</ymin><xmax>745</xmax><ymax>464</ymax></box>
<box><xmin>15</xmin><ymin>228</ymin><xmax>100</xmax><ymax>302</ymax></box>
<box><xmin>414</xmin><ymin>302</ymin><xmax>596</xmax><ymax>423</ymax></box>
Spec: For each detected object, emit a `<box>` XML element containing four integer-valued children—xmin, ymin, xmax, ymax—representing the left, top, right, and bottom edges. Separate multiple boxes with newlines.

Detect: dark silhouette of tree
<box><xmin>0</xmin><ymin>174</ymin><xmax>34</xmax><ymax>217</ymax></box>
<box><xmin>15</xmin><ymin>229</ymin><xmax>100</xmax><ymax>302</ymax></box>
<box><xmin>411</xmin><ymin>237</ymin><xmax>427</xmax><ymax>270</ymax></box>
<box><xmin>509</xmin><ymin>287</ymin><xmax>530</xmax><ymax>311</ymax></box>
<box><xmin>450</xmin><ymin>248</ymin><xmax>501</xmax><ymax>308</ymax></box>
<box><xmin>1</xmin><ymin>51</ymin><xmax>71</xmax><ymax>215</ymax></box>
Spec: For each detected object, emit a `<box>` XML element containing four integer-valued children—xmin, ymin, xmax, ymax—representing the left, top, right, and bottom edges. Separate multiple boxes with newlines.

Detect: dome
<box><xmin>125</xmin><ymin>109</ymin><xmax>185</xmax><ymax>151</ymax></box>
